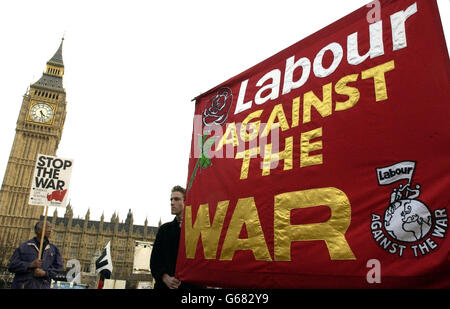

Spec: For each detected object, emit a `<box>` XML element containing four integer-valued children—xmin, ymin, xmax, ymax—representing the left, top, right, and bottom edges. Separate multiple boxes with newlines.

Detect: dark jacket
<box><xmin>8</xmin><ymin>237</ymin><xmax>63</xmax><ymax>289</ymax></box>
<box><xmin>150</xmin><ymin>217</ymin><xmax>201</xmax><ymax>289</ymax></box>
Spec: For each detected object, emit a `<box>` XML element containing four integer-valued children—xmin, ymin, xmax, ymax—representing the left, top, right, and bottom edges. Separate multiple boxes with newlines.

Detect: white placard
<box><xmin>103</xmin><ymin>279</ymin><xmax>126</xmax><ymax>289</ymax></box>
<box><xmin>28</xmin><ymin>154</ymin><xmax>73</xmax><ymax>207</ymax></box>
<box><xmin>133</xmin><ymin>241</ymin><xmax>152</xmax><ymax>274</ymax></box>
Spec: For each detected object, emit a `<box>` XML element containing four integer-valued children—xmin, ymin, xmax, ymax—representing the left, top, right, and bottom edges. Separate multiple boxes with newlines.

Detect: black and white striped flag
<box><xmin>95</xmin><ymin>241</ymin><xmax>113</xmax><ymax>276</ymax></box>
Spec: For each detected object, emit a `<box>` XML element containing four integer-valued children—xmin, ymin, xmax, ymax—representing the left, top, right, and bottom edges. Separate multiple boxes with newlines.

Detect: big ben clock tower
<box><xmin>0</xmin><ymin>39</ymin><xmax>67</xmax><ymax>263</ymax></box>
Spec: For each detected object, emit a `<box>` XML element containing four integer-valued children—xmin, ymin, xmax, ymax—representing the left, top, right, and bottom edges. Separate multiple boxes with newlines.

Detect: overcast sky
<box><xmin>0</xmin><ymin>0</ymin><xmax>448</xmax><ymax>227</ymax></box>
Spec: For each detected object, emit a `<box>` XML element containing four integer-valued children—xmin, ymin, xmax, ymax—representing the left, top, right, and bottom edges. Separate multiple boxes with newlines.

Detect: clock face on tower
<box><xmin>29</xmin><ymin>103</ymin><xmax>54</xmax><ymax>123</ymax></box>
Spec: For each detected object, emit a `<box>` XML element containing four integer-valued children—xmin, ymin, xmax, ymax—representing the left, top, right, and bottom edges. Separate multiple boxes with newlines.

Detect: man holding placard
<box><xmin>8</xmin><ymin>221</ymin><xmax>63</xmax><ymax>289</ymax></box>
<box><xmin>7</xmin><ymin>154</ymin><xmax>73</xmax><ymax>288</ymax></box>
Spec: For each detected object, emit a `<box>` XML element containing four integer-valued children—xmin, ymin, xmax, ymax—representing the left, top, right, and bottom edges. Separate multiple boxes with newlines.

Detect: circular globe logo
<box><xmin>383</xmin><ymin>199</ymin><xmax>432</xmax><ymax>242</ymax></box>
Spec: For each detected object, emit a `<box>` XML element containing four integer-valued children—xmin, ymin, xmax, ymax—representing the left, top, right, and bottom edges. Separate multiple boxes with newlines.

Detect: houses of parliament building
<box><xmin>0</xmin><ymin>40</ymin><xmax>158</xmax><ymax>287</ymax></box>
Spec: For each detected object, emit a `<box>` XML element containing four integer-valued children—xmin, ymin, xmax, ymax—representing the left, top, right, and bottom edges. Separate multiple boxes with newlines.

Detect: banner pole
<box><xmin>38</xmin><ymin>204</ymin><xmax>49</xmax><ymax>260</ymax></box>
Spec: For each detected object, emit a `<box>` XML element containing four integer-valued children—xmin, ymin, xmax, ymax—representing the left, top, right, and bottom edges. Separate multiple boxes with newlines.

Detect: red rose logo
<box><xmin>202</xmin><ymin>87</ymin><xmax>233</xmax><ymax>126</ymax></box>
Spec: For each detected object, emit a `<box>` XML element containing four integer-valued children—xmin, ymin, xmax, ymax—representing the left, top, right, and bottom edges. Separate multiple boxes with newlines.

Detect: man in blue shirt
<box><xmin>8</xmin><ymin>221</ymin><xmax>63</xmax><ymax>289</ymax></box>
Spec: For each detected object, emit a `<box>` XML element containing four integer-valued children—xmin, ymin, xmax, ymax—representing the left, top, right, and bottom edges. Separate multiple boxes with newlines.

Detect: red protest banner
<box><xmin>177</xmin><ymin>0</ymin><xmax>450</xmax><ymax>288</ymax></box>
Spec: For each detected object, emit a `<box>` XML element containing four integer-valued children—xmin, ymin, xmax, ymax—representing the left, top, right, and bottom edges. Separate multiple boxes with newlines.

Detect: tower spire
<box><xmin>47</xmin><ymin>37</ymin><xmax>64</xmax><ymax>67</ymax></box>
<box><xmin>31</xmin><ymin>39</ymin><xmax>65</xmax><ymax>92</ymax></box>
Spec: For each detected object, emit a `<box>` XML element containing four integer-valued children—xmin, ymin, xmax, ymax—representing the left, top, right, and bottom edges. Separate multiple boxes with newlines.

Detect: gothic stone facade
<box><xmin>44</xmin><ymin>205</ymin><xmax>158</xmax><ymax>285</ymax></box>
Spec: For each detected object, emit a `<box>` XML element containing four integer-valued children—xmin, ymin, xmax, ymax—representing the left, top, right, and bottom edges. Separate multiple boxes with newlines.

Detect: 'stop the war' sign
<box><xmin>177</xmin><ymin>0</ymin><xmax>450</xmax><ymax>288</ymax></box>
<box><xmin>29</xmin><ymin>154</ymin><xmax>73</xmax><ymax>207</ymax></box>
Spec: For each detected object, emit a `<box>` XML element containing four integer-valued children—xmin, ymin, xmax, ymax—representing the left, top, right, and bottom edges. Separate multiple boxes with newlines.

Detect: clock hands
<box><xmin>30</xmin><ymin>104</ymin><xmax>52</xmax><ymax>123</ymax></box>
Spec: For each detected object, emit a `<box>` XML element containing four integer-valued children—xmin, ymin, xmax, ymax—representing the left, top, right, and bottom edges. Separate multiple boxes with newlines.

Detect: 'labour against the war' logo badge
<box><xmin>371</xmin><ymin>161</ymin><xmax>448</xmax><ymax>258</ymax></box>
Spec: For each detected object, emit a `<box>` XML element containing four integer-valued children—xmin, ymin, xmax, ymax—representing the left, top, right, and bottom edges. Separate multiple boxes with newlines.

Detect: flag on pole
<box><xmin>95</xmin><ymin>241</ymin><xmax>113</xmax><ymax>277</ymax></box>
